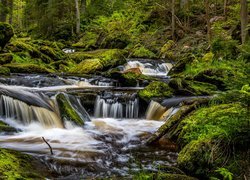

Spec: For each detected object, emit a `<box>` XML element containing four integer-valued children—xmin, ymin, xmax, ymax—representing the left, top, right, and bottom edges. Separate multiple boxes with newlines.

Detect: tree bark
<box><xmin>0</xmin><ymin>0</ymin><xmax>8</xmax><ymax>22</ymax></box>
<box><xmin>8</xmin><ymin>0</ymin><xmax>13</xmax><ymax>24</ymax></box>
<box><xmin>80</xmin><ymin>0</ymin><xmax>86</xmax><ymax>14</ymax></box>
<box><xmin>171</xmin><ymin>0</ymin><xmax>175</xmax><ymax>40</ymax></box>
<box><xmin>240</xmin><ymin>0</ymin><xmax>248</xmax><ymax>44</ymax></box>
<box><xmin>205</xmin><ymin>0</ymin><xmax>211</xmax><ymax>43</ymax></box>
<box><xmin>223</xmin><ymin>0</ymin><xmax>227</xmax><ymax>17</ymax></box>
<box><xmin>75</xmin><ymin>0</ymin><xmax>81</xmax><ymax>35</ymax></box>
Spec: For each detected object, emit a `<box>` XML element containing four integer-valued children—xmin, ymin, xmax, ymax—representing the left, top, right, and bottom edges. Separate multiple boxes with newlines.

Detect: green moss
<box><xmin>4</xmin><ymin>63</ymin><xmax>54</xmax><ymax>74</ymax></box>
<box><xmin>68</xmin><ymin>49</ymin><xmax>126</xmax><ymax>74</ymax></box>
<box><xmin>131</xmin><ymin>46</ymin><xmax>157</xmax><ymax>59</ymax></box>
<box><xmin>0</xmin><ymin>53</ymin><xmax>13</xmax><ymax>65</ymax></box>
<box><xmin>56</xmin><ymin>93</ymin><xmax>84</xmax><ymax>126</ymax></box>
<box><xmin>69</xmin><ymin>58</ymin><xmax>103</xmax><ymax>74</ymax></box>
<box><xmin>72</xmin><ymin>31</ymin><xmax>99</xmax><ymax>49</ymax></box>
<box><xmin>139</xmin><ymin>81</ymin><xmax>173</xmax><ymax>100</ymax></box>
<box><xmin>0</xmin><ymin>121</ymin><xmax>16</xmax><ymax>133</ymax></box>
<box><xmin>133</xmin><ymin>172</ymin><xmax>197</xmax><ymax>180</ymax></box>
<box><xmin>160</xmin><ymin>40</ymin><xmax>175</xmax><ymax>59</ymax></box>
<box><xmin>0</xmin><ymin>148</ymin><xmax>47</xmax><ymax>179</ymax></box>
<box><xmin>0</xmin><ymin>22</ymin><xmax>14</xmax><ymax>50</ymax></box>
<box><xmin>39</xmin><ymin>45</ymin><xmax>64</xmax><ymax>61</ymax></box>
<box><xmin>0</xmin><ymin>66</ymin><xmax>10</xmax><ymax>75</ymax></box>
<box><xmin>175</xmin><ymin>103</ymin><xmax>250</xmax><ymax>178</ymax></box>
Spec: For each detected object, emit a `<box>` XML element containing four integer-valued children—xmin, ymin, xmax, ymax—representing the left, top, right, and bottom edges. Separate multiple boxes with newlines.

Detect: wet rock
<box><xmin>0</xmin><ymin>120</ymin><xmax>17</xmax><ymax>133</ymax></box>
<box><xmin>56</xmin><ymin>93</ymin><xmax>85</xmax><ymax>126</ymax></box>
<box><xmin>0</xmin><ymin>23</ymin><xmax>14</xmax><ymax>51</ymax></box>
<box><xmin>168</xmin><ymin>54</ymin><xmax>195</xmax><ymax>75</ymax></box>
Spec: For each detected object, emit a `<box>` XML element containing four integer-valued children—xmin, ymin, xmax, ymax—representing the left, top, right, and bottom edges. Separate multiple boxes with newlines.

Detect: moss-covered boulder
<box><xmin>0</xmin><ymin>121</ymin><xmax>16</xmax><ymax>133</ymax></box>
<box><xmin>0</xmin><ymin>66</ymin><xmax>10</xmax><ymax>75</ymax></box>
<box><xmin>0</xmin><ymin>53</ymin><xmax>13</xmax><ymax>65</ymax></box>
<box><xmin>133</xmin><ymin>172</ymin><xmax>197</xmax><ymax>180</ymax></box>
<box><xmin>69</xmin><ymin>49</ymin><xmax>126</xmax><ymax>68</ymax></box>
<box><xmin>139</xmin><ymin>81</ymin><xmax>174</xmax><ymax>101</ymax></box>
<box><xmin>0</xmin><ymin>148</ymin><xmax>50</xmax><ymax>179</ymax></box>
<box><xmin>69</xmin><ymin>58</ymin><xmax>103</xmax><ymax>74</ymax></box>
<box><xmin>4</xmin><ymin>63</ymin><xmax>54</xmax><ymax>74</ymax></box>
<box><xmin>56</xmin><ymin>93</ymin><xmax>85</xmax><ymax>126</ymax></box>
<box><xmin>131</xmin><ymin>46</ymin><xmax>157</xmax><ymax>59</ymax></box>
<box><xmin>0</xmin><ymin>23</ymin><xmax>14</xmax><ymax>50</ymax></box>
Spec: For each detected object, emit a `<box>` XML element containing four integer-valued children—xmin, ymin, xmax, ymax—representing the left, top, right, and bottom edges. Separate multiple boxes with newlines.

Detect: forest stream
<box><xmin>0</xmin><ymin>60</ymin><xmax>179</xmax><ymax>179</ymax></box>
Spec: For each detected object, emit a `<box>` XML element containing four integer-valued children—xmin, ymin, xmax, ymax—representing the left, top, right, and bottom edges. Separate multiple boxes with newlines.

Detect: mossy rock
<box><xmin>0</xmin><ymin>66</ymin><xmax>10</xmax><ymax>75</ymax></box>
<box><xmin>56</xmin><ymin>93</ymin><xmax>85</xmax><ymax>126</ymax></box>
<box><xmin>4</xmin><ymin>63</ymin><xmax>54</xmax><ymax>74</ymax></box>
<box><xmin>131</xmin><ymin>46</ymin><xmax>157</xmax><ymax>59</ymax></box>
<box><xmin>0</xmin><ymin>148</ymin><xmax>50</xmax><ymax>179</ymax></box>
<box><xmin>72</xmin><ymin>31</ymin><xmax>99</xmax><ymax>49</ymax></box>
<box><xmin>139</xmin><ymin>81</ymin><xmax>174</xmax><ymax>101</ymax></box>
<box><xmin>69</xmin><ymin>58</ymin><xmax>103</xmax><ymax>74</ymax></box>
<box><xmin>168</xmin><ymin>54</ymin><xmax>195</xmax><ymax>75</ymax></box>
<box><xmin>0</xmin><ymin>53</ymin><xmax>13</xmax><ymax>65</ymax></box>
<box><xmin>177</xmin><ymin>139</ymin><xmax>213</xmax><ymax>178</ymax></box>
<box><xmin>39</xmin><ymin>45</ymin><xmax>65</xmax><ymax>61</ymax></box>
<box><xmin>69</xmin><ymin>49</ymin><xmax>126</xmax><ymax>68</ymax></box>
<box><xmin>0</xmin><ymin>23</ymin><xmax>14</xmax><ymax>50</ymax></box>
<box><xmin>133</xmin><ymin>172</ymin><xmax>197</xmax><ymax>180</ymax></box>
<box><xmin>50</xmin><ymin>59</ymin><xmax>77</xmax><ymax>72</ymax></box>
<box><xmin>0</xmin><ymin>121</ymin><xmax>16</xmax><ymax>133</ymax></box>
<box><xmin>168</xmin><ymin>78</ymin><xmax>218</xmax><ymax>96</ymax></box>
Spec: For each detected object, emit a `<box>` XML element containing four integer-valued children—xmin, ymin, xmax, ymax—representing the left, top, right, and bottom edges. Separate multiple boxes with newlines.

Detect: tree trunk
<box><xmin>205</xmin><ymin>0</ymin><xmax>211</xmax><ymax>43</ymax></box>
<box><xmin>0</xmin><ymin>0</ymin><xmax>8</xmax><ymax>22</ymax></box>
<box><xmin>8</xmin><ymin>0</ymin><xmax>13</xmax><ymax>24</ymax></box>
<box><xmin>240</xmin><ymin>0</ymin><xmax>248</xmax><ymax>44</ymax></box>
<box><xmin>223</xmin><ymin>0</ymin><xmax>227</xmax><ymax>17</ymax></box>
<box><xmin>75</xmin><ymin>0</ymin><xmax>81</xmax><ymax>35</ymax></box>
<box><xmin>171</xmin><ymin>0</ymin><xmax>175</xmax><ymax>40</ymax></box>
<box><xmin>80</xmin><ymin>0</ymin><xmax>86</xmax><ymax>14</ymax></box>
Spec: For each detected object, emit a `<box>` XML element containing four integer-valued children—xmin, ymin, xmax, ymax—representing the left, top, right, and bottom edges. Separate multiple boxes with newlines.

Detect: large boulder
<box><xmin>0</xmin><ymin>23</ymin><xmax>14</xmax><ymax>50</ymax></box>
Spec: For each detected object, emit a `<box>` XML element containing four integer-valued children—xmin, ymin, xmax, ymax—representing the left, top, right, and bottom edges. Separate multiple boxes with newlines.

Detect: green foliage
<box><xmin>215</xmin><ymin>168</ymin><xmax>233</xmax><ymax>180</ymax></box>
<box><xmin>0</xmin><ymin>66</ymin><xmax>10</xmax><ymax>75</ymax></box>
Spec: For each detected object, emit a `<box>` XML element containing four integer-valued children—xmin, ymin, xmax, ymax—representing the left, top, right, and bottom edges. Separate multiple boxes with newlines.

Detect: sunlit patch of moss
<box><xmin>69</xmin><ymin>58</ymin><xmax>103</xmax><ymax>74</ymax></box>
<box><xmin>0</xmin><ymin>148</ymin><xmax>46</xmax><ymax>179</ymax></box>
<box><xmin>139</xmin><ymin>81</ymin><xmax>173</xmax><ymax>100</ymax></box>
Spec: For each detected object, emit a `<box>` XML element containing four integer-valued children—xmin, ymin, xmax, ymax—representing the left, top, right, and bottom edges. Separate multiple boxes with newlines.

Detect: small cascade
<box><xmin>124</xmin><ymin>60</ymin><xmax>173</xmax><ymax>76</ymax></box>
<box><xmin>0</xmin><ymin>95</ymin><xmax>63</xmax><ymax>128</ymax></box>
<box><xmin>94</xmin><ymin>93</ymin><xmax>139</xmax><ymax>119</ymax></box>
<box><xmin>146</xmin><ymin>101</ymin><xmax>167</xmax><ymax>120</ymax></box>
<box><xmin>146</xmin><ymin>100</ymin><xmax>180</xmax><ymax>121</ymax></box>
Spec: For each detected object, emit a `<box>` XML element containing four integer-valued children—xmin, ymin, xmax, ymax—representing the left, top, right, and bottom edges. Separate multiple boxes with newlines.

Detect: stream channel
<box><xmin>0</xmin><ymin>59</ymin><xmax>179</xmax><ymax>179</ymax></box>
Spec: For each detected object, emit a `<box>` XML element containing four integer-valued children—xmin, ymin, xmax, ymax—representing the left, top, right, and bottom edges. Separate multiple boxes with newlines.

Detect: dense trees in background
<box><xmin>0</xmin><ymin>0</ymin><xmax>249</xmax><ymax>46</ymax></box>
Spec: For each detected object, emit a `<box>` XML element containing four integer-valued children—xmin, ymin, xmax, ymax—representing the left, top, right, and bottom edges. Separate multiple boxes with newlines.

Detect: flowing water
<box><xmin>0</xmin><ymin>59</ymin><xmax>177</xmax><ymax>179</ymax></box>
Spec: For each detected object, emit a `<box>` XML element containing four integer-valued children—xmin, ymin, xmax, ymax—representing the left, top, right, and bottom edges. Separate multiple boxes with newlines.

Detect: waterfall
<box><xmin>124</xmin><ymin>61</ymin><xmax>173</xmax><ymax>76</ymax></box>
<box><xmin>94</xmin><ymin>94</ymin><xmax>139</xmax><ymax>119</ymax></box>
<box><xmin>0</xmin><ymin>95</ymin><xmax>64</xmax><ymax>128</ymax></box>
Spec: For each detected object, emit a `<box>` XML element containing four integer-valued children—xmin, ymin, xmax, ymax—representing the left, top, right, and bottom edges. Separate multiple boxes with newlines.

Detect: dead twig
<box><xmin>42</xmin><ymin>137</ymin><xmax>54</xmax><ymax>155</ymax></box>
